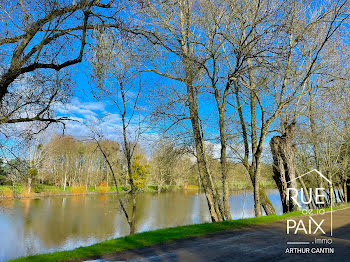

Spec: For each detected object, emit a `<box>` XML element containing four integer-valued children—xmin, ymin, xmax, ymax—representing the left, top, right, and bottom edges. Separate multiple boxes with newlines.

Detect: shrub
<box><xmin>148</xmin><ymin>185</ymin><xmax>158</xmax><ymax>191</ymax></box>
<box><xmin>71</xmin><ymin>185</ymin><xmax>87</xmax><ymax>194</ymax></box>
<box><xmin>20</xmin><ymin>187</ymin><xmax>34</xmax><ymax>198</ymax></box>
<box><xmin>97</xmin><ymin>181</ymin><xmax>109</xmax><ymax>194</ymax></box>
<box><xmin>131</xmin><ymin>156</ymin><xmax>150</xmax><ymax>190</ymax></box>
<box><xmin>1</xmin><ymin>187</ymin><xmax>14</xmax><ymax>198</ymax></box>
<box><xmin>32</xmin><ymin>184</ymin><xmax>46</xmax><ymax>193</ymax></box>
<box><xmin>119</xmin><ymin>186</ymin><xmax>129</xmax><ymax>192</ymax></box>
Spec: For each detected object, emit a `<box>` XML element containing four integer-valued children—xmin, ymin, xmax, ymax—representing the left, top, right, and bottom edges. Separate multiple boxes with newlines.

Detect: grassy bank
<box><xmin>0</xmin><ymin>184</ymin><xmax>128</xmax><ymax>199</ymax></box>
<box><xmin>0</xmin><ymin>182</ymin><xmax>275</xmax><ymax>199</ymax></box>
<box><xmin>9</xmin><ymin>204</ymin><xmax>349</xmax><ymax>262</ymax></box>
<box><xmin>0</xmin><ymin>184</ymin><xmax>182</xmax><ymax>199</ymax></box>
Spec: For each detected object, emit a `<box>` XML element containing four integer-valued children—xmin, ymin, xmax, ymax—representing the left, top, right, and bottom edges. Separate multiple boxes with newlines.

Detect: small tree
<box><xmin>131</xmin><ymin>156</ymin><xmax>150</xmax><ymax>190</ymax></box>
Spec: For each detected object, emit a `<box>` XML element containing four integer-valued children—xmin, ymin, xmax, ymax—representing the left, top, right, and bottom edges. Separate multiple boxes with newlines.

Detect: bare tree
<box><xmin>0</xmin><ymin>0</ymin><xmax>125</xmax><ymax>129</ymax></box>
<box><xmin>228</xmin><ymin>0</ymin><xmax>349</xmax><ymax>216</ymax></box>
<box><xmin>137</xmin><ymin>0</ymin><xmax>229</xmax><ymax>221</ymax></box>
<box><xmin>89</xmin><ymin>30</ymin><xmax>142</xmax><ymax>234</ymax></box>
<box><xmin>269</xmin><ymin>0</ymin><xmax>350</xmax><ymax>212</ymax></box>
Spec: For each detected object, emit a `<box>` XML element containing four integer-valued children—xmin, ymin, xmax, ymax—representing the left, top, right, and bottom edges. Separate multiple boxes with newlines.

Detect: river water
<box><xmin>0</xmin><ymin>190</ymin><xmax>282</xmax><ymax>261</ymax></box>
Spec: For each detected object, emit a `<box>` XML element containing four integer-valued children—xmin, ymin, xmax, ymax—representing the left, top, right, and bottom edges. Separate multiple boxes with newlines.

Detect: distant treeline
<box><xmin>0</xmin><ymin>135</ymin><xmax>275</xmax><ymax>192</ymax></box>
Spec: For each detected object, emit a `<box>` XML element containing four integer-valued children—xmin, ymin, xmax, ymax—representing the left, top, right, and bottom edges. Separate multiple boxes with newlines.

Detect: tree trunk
<box><xmin>270</xmin><ymin>122</ymin><xmax>300</xmax><ymax>213</ymax></box>
<box><xmin>63</xmin><ymin>172</ymin><xmax>67</xmax><ymax>191</ymax></box>
<box><xmin>308</xmin><ymin>92</ymin><xmax>325</xmax><ymax>206</ymax></box>
<box><xmin>219</xmin><ymin>108</ymin><xmax>231</xmax><ymax>220</ymax></box>
<box><xmin>177</xmin><ymin>6</ymin><xmax>224</xmax><ymax>221</ymax></box>
<box><xmin>270</xmin><ymin>138</ymin><xmax>289</xmax><ymax>213</ymax></box>
<box><xmin>27</xmin><ymin>177</ymin><xmax>32</xmax><ymax>194</ymax></box>
<box><xmin>186</xmin><ymin>80</ymin><xmax>224</xmax><ymax>222</ymax></box>
<box><xmin>247</xmin><ymin>155</ymin><xmax>276</xmax><ymax>216</ymax></box>
<box><xmin>343</xmin><ymin>181</ymin><xmax>348</xmax><ymax>203</ymax></box>
<box><xmin>213</xmin><ymin>82</ymin><xmax>232</xmax><ymax>220</ymax></box>
<box><xmin>347</xmin><ymin>177</ymin><xmax>350</xmax><ymax>202</ymax></box>
<box><xmin>298</xmin><ymin>175</ymin><xmax>314</xmax><ymax>209</ymax></box>
<box><xmin>253</xmin><ymin>161</ymin><xmax>262</xmax><ymax>216</ymax></box>
<box><xmin>157</xmin><ymin>171</ymin><xmax>163</xmax><ymax>194</ymax></box>
<box><xmin>260</xmin><ymin>186</ymin><xmax>276</xmax><ymax>215</ymax></box>
<box><xmin>129</xmin><ymin>195</ymin><xmax>137</xmax><ymax>234</ymax></box>
<box><xmin>337</xmin><ymin>185</ymin><xmax>345</xmax><ymax>203</ymax></box>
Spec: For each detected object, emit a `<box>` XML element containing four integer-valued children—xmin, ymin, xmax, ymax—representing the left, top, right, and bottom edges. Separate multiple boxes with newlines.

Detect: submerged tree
<box><xmin>89</xmin><ymin>30</ymin><xmax>143</xmax><ymax>234</ymax></box>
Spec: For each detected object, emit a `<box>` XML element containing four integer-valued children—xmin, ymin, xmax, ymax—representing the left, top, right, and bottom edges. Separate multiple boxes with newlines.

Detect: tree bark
<box><xmin>129</xmin><ymin>196</ymin><xmax>137</xmax><ymax>234</ymax></box>
<box><xmin>27</xmin><ymin>177</ymin><xmax>32</xmax><ymax>194</ymax></box>
<box><xmin>270</xmin><ymin>122</ymin><xmax>300</xmax><ymax>213</ymax></box>
<box><xmin>337</xmin><ymin>185</ymin><xmax>345</xmax><ymax>203</ymax></box>
<box><xmin>343</xmin><ymin>181</ymin><xmax>348</xmax><ymax>203</ymax></box>
<box><xmin>214</xmin><ymin>85</ymin><xmax>232</xmax><ymax>220</ymax></box>
<box><xmin>260</xmin><ymin>187</ymin><xmax>276</xmax><ymax>215</ymax></box>
<box><xmin>347</xmin><ymin>177</ymin><xmax>350</xmax><ymax>202</ymax></box>
<box><xmin>308</xmin><ymin>91</ymin><xmax>325</xmax><ymax>206</ymax></box>
<box><xmin>253</xmin><ymin>160</ymin><xmax>262</xmax><ymax>216</ymax></box>
<box><xmin>249</xmin><ymin>85</ymin><xmax>262</xmax><ymax>217</ymax></box>
<box><xmin>63</xmin><ymin>171</ymin><xmax>67</xmax><ymax>191</ymax></box>
<box><xmin>298</xmin><ymin>175</ymin><xmax>314</xmax><ymax>209</ymax></box>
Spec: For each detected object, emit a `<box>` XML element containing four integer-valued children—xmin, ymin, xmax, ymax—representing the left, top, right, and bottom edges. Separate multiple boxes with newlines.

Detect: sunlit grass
<box><xmin>9</xmin><ymin>203</ymin><xmax>350</xmax><ymax>262</ymax></box>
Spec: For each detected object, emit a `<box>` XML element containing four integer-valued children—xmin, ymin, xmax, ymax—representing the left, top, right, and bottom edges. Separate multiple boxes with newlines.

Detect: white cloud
<box><xmin>56</xmin><ymin>97</ymin><xmax>152</xmax><ymax>147</ymax></box>
<box><xmin>55</xmin><ymin>97</ymin><xmax>107</xmax><ymax>119</ymax></box>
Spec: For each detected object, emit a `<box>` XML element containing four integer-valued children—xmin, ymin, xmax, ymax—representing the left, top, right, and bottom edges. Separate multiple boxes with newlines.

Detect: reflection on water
<box><xmin>0</xmin><ymin>190</ymin><xmax>281</xmax><ymax>261</ymax></box>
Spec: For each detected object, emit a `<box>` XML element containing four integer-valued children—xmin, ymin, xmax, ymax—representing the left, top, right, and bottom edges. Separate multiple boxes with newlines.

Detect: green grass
<box><xmin>147</xmin><ymin>185</ymin><xmax>158</xmax><ymax>191</ymax></box>
<box><xmin>9</xmin><ymin>204</ymin><xmax>350</xmax><ymax>262</ymax></box>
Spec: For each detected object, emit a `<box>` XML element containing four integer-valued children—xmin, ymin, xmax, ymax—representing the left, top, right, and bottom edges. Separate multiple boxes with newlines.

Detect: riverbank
<box><xmin>8</xmin><ymin>203</ymin><xmax>350</xmax><ymax>262</ymax></box>
<box><xmin>0</xmin><ymin>182</ymin><xmax>276</xmax><ymax>199</ymax></box>
<box><xmin>0</xmin><ymin>184</ymin><xmax>184</xmax><ymax>199</ymax></box>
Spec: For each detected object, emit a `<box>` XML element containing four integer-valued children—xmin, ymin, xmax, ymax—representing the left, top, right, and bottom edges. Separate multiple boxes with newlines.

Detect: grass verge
<box><xmin>9</xmin><ymin>203</ymin><xmax>350</xmax><ymax>262</ymax></box>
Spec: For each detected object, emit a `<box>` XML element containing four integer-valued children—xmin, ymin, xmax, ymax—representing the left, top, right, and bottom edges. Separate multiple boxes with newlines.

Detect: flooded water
<box><xmin>0</xmin><ymin>190</ymin><xmax>282</xmax><ymax>261</ymax></box>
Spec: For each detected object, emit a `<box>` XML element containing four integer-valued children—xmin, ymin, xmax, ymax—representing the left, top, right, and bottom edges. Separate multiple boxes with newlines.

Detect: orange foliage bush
<box><xmin>97</xmin><ymin>181</ymin><xmax>109</xmax><ymax>194</ymax></box>
<box><xmin>20</xmin><ymin>187</ymin><xmax>34</xmax><ymax>198</ymax></box>
<box><xmin>1</xmin><ymin>187</ymin><xmax>14</xmax><ymax>198</ymax></box>
<box><xmin>71</xmin><ymin>185</ymin><xmax>87</xmax><ymax>194</ymax></box>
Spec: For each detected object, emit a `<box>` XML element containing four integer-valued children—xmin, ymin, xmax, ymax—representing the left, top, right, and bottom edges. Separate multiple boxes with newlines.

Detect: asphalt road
<box><xmin>86</xmin><ymin>207</ymin><xmax>350</xmax><ymax>262</ymax></box>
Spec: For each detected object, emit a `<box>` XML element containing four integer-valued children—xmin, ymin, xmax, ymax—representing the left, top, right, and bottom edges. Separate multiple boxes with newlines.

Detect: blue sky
<box><xmin>55</xmin><ymin>63</ymin><xmax>275</xmax><ymax>163</ymax></box>
<box><xmin>53</xmin><ymin>63</ymin><xmax>168</xmax><ymax>156</ymax></box>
